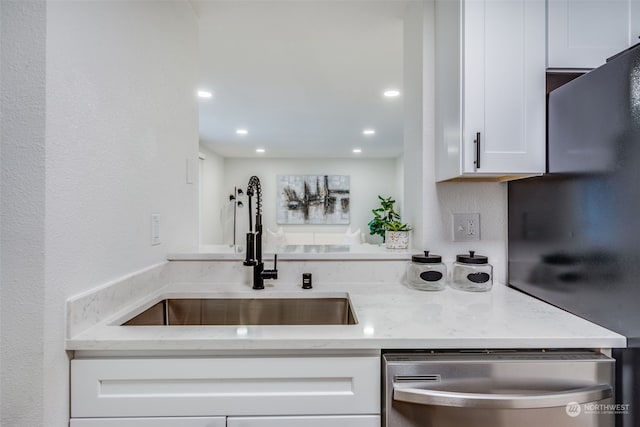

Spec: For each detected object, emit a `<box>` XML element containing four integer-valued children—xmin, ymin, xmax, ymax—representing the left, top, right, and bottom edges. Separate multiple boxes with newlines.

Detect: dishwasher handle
<box><xmin>393</xmin><ymin>383</ymin><xmax>612</xmax><ymax>409</ymax></box>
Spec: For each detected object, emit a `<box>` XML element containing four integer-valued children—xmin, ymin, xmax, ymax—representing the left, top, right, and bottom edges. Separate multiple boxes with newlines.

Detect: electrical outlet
<box><xmin>151</xmin><ymin>213</ymin><xmax>161</xmax><ymax>246</ymax></box>
<box><xmin>452</xmin><ymin>213</ymin><xmax>480</xmax><ymax>242</ymax></box>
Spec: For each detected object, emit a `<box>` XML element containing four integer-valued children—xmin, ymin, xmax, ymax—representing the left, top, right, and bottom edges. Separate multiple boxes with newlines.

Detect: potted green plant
<box><xmin>368</xmin><ymin>196</ymin><xmax>412</xmax><ymax>249</ymax></box>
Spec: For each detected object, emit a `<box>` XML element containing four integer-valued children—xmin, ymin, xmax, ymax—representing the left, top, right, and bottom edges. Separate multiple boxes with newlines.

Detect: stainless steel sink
<box><xmin>122</xmin><ymin>297</ymin><xmax>357</xmax><ymax>326</ymax></box>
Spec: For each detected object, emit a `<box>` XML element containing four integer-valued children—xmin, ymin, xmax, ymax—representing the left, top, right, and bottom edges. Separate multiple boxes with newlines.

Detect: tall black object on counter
<box><xmin>244</xmin><ymin>176</ymin><xmax>278</xmax><ymax>290</ymax></box>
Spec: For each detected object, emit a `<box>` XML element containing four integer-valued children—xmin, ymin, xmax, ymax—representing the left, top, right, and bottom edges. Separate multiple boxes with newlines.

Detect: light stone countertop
<box><xmin>65</xmin><ymin>280</ymin><xmax>626</xmax><ymax>352</ymax></box>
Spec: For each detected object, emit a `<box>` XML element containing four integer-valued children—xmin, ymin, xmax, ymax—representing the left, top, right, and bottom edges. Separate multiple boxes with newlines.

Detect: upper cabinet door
<box><xmin>463</xmin><ymin>0</ymin><xmax>546</xmax><ymax>175</ymax></box>
<box><xmin>548</xmin><ymin>0</ymin><xmax>640</xmax><ymax>69</ymax></box>
<box><xmin>435</xmin><ymin>0</ymin><xmax>546</xmax><ymax>181</ymax></box>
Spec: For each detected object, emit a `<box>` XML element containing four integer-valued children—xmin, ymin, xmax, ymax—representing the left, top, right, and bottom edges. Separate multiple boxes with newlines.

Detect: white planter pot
<box><xmin>385</xmin><ymin>230</ymin><xmax>409</xmax><ymax>249</ymax></box>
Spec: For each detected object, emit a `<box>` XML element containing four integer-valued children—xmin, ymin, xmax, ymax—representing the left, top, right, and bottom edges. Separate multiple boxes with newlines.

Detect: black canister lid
<box><xmin>456</xmin><ymin>250</ymin><xmax>488</xmax><ymax>264</ymax></box>
<box><xmin>412</xmin><ymin>250</ymin><xmax>442</xmax><ymax>263</ymax></box>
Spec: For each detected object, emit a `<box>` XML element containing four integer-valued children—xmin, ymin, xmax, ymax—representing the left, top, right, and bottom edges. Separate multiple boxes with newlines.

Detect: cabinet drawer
<box><xmin>228</xmin><ymin>415</ymin><xmax>380</xmax><ymax>427</ymax></box>
<box><xmin>70</xmin><ymin>417</ymin><xmax>225</xmax><ymax>427</ymax></box>
<box><xmin>71</xmin><ymin>356</ymin><xmax>380</xmax><ymax>418</ymax></box>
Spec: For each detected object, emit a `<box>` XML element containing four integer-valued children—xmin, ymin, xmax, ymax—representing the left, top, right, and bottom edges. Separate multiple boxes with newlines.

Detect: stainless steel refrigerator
<box><xmin>508</xmin><ymin>44</ymin><xmax>640</xmax><ymax>427</ymax></box>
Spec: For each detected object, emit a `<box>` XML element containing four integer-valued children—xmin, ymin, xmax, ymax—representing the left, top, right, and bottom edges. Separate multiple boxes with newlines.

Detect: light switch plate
<box><xmin>452</xmin><ymin>213</ymin><xmax>480</xmax><ymax>242</ymax></box>
<box><xmin>151</xmin><ymin>213</ymin><xmax>161</xmax><ymax>246</ymax></box>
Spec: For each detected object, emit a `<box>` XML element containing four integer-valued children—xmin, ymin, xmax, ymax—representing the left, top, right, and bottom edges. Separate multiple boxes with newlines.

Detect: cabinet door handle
<box><xmin>474</xmin><ymin>132</ymin><xmax>481</xmax><ymax>170</ymax></box>
<box><xmin>393</xmin><ymin>383</ymin><xmax>611</xmax><ymax>409</ymax></box>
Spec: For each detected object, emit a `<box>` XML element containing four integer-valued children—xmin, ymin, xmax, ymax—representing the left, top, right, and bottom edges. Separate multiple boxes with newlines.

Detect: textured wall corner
<box><xmin>1</xmin><ymin>1</ymin><xmax>47</xmax><ymax>426</ymax></box>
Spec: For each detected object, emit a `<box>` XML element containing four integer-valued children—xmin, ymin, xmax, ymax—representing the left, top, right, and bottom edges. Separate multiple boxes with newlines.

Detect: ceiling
<box><xmin>192</xmin><ymin>0</ymin><xmax>406</xmax><ymax>158</ymax></box>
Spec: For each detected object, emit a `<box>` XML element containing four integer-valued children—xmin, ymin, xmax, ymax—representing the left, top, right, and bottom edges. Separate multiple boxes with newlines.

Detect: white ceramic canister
<box><xmin>451</xmin><ymin>250</ymin><xmax>493</xmax><ymax>291</ymax></box>
<box><xmin>405</xmin><ymin>251</ymin><xmax>447</xmax><ymax>291</ymax></box>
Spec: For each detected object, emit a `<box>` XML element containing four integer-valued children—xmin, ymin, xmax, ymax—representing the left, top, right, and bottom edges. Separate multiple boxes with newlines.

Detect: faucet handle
<box><xmin>261</xmin><ymin>254</ymin><xmax>278</xmax><ymax>280</ymax></box>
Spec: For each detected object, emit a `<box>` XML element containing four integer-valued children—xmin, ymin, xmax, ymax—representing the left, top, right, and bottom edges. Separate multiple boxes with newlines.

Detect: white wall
<box><xmin>403</xmin><ymin>0</ymin><xmax>426</xmax><ymax>247</ymax></box>
<box><xmin>0</xmin><ymin>4</ymin><xmax>2</xmax><ymax>422</ymax></box>
<box><xmin>220</xmin><ymin>157</ymin><xmax>402</xmax><ymax>243</ymax></box>
<box><xmin>1</xmin><ymin>1</ymin><xmax>47</xmax><ymax>425</ymax></box>
<box><xmin>1</xmin><ymin>1</ymin><xmax>199</xmax><ymax>426</ymax></box>
<box><xmin>199</xmin><ymin>145</ymin><xmax>226</xmax><ymax>244</ymax></box>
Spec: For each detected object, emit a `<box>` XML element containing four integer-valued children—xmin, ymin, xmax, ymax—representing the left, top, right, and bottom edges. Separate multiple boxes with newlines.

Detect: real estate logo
<box><xmin>566</xmin><ymin>402</ymin><xmax>582</xmax><ymax>417</ymax></box>
<box><xmin>566</xmin><ymin>401</ymin><xmax>631</xmax><ymax>417</ymax></box>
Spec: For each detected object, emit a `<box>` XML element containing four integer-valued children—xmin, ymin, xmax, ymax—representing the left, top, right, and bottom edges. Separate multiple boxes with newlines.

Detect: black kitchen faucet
<box><xmin>243</xmin><ymin>175</ymin><xmax>278</xmax><ymax>289</ymax></box>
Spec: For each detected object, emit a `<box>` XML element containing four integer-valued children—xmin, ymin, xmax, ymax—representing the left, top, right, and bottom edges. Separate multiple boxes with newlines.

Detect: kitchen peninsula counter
<box><xmin>66</xmin><ymin>272</ymin><xmax>626</xmax><ymax>352</ymax></box>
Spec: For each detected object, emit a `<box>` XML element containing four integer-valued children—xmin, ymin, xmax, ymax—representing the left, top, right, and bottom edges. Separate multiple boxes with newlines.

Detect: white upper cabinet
<box><xmin>435</xmin><ymin>0</ymin><xmax>546</xmax><ymax>181</ymax></box>
<box><xmin>548</xmin><ymin>0</ymin><xmax>640</xmax><ymax>69</ymax></box>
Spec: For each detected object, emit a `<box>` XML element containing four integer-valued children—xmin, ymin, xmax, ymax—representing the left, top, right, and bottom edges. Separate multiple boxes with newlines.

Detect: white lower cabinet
<box><xmin>70</xmin><ymin>417</ymin><xmax>225</xmax><ymax>427</ymax></box>
<box><xmin>227</xmin><ymin>415</ymin><xmax>379</xmax><ymax>427</ymax></box>
<box><xmin>71</xmin><ymin>415</ymin><xmax>379</xmax><ymax>427</ymax></box>
<box><xmin>70</xmin><ymin>355</ymin><xmax>380</xmax><ymax>425</ymax></box>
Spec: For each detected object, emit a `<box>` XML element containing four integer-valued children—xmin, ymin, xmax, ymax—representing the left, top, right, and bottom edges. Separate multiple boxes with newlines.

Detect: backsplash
<box><xmin>66</xmin><ymin>261</ymin><xmax>172</xmax><ymax>339</ymax></box>
<box><xmin>166</xmin><ymin>259</ymin><xmax>408</xmax><ymax>286</ymax></box>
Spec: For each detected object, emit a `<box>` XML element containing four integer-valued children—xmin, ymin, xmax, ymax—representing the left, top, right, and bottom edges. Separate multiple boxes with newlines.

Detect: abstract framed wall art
<box><xmin>276</xmin><ymin>175</ymin><xmax>350</xmax><ymax>225</ymax></box>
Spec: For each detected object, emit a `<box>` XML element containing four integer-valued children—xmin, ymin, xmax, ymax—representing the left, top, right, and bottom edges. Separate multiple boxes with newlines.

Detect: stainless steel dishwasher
<box><xmin>383</xmin><ymin>350</ymin><xmax>614</xmax><ymax>427</ymax></box>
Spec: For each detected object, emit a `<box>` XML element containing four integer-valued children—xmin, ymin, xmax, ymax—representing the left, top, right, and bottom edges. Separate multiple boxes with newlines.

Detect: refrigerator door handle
<box><xmin>474</xmin><ymin>132</ymin><xmax>481</xmax><ymax>170</ymax></box>
<box><xmin>393</xmin><ymin>383</ymin><xmax>611</xmax><ymax>409</ymax></box>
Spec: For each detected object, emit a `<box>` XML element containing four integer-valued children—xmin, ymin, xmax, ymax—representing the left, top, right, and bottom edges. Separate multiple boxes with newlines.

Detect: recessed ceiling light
<box><xmin>383</xmin><ymin>89</ymin><xmax>400</xmax><ymax>97</ymax></box>
<box><xmin>256</xmin><ymin>148</ymin><xmax>266</xmax><ymax>153</ymax></box>
<box><xmin>236</xmin><ymin>129</ymin><xmax>249</xmax><ymax>135</ymax></box>
<box><xmin>197</xmin><ymin>90</ymin><xmax>213</xmax><ymax>99</ymax></box>
<box><xmin>363</xmin><ymin>129</ymin><xmax>375</xmax><ymax>136</ymax></box>
<box><xmin>353</xmin><ymin>148</ymin><xmax>362</xmax><ymax>154</ymax></box>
